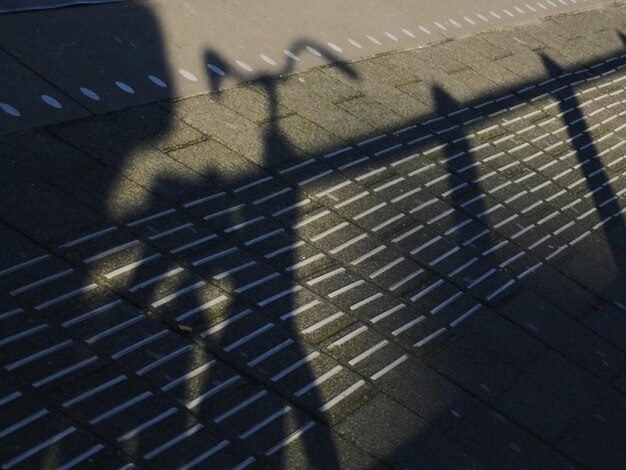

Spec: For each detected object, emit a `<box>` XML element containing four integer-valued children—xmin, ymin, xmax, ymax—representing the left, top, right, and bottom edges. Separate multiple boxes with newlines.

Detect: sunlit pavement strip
<box><xmin>3</xmin><ymin>4</ymin><xmax>626</xmax><ymax>468</ymax></box>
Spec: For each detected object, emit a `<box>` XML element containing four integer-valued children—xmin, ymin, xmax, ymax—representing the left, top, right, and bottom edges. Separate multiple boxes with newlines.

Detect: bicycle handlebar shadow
<box><xmin>205</xmin><ymin>41</ymin><xmax>357</xmax><ymax>164</ymax></box>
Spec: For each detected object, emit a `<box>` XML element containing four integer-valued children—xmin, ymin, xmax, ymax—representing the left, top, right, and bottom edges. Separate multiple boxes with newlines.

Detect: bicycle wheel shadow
<box><xmin>145</xmin><ymin>42</ymin><xmax>361</xmax><ymax>468</ymax></box>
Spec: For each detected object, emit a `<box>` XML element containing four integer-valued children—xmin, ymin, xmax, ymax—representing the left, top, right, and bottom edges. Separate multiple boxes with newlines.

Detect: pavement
<box><xmin>2</xmin><ymin>2</ymin><xmax>626</xmax><ymax>469</ymax></box>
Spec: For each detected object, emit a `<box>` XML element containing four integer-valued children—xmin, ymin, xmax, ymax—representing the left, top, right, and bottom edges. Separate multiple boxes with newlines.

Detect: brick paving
<box><xmin>3</xmin><ymin>4</ymin><xmax>626</xmax><ymax>468</ymax></box>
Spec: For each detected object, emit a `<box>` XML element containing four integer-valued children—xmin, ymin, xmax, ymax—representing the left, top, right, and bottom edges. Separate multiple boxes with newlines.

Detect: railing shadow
<box><xmin>541</xmin><ymin>53</ymin><xmax>626</xmax><ymax>285</ymax></box>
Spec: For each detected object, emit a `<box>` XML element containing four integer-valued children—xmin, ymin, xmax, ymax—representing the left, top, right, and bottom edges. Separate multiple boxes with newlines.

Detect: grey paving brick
<box><xmin>263</xmin><ymin>78</ymin><xmax>375</xmax><ymax>143</ymax></box>
<box><xmin>459</xmin><ymin>35</ymin><xmax>512</xmax><ymax>61</ymax></box>
<box><xmin>414</xmin><ymin>46</ymin><xmax>470</xmax><ymax>75</ymax></box>
<box><xmin>167</xmin><ymin>137</ymin><xmax>260</xmax><ymax>180</ymax></box>
<box><xmin>288</xmin><ymin>69</ymin><xmax>363</xmax><ymax>104</ymax></box>
<box><xmin>0</xmin><ymin>130</ymin><xmax>98</xmax><ymax>181</ymax></box>
<box><xmin>323</xmin><ymin>62</ymin><xmax>428</xmax><ymax>120</ymax></box>
<box><xmin>0</xmin><ymin>224</ymin><xmax>49</xmax><ymax>274</ymax></box>
<box><xmin>451</xmin><ymin>408</ymin><xmax>577</xmax><ymax>469</ymax></box>
<box><xmin>263</xmin><ymin>114</ymin><xmax>342</xmax><ymax>156</ymax></box>
<box><xmin>336</xmin><ymin>394</ymin><xmax>486</xmax><ymax>468</ymax></box>
<box><xmin>584</xmin><ymin>302</ymin><xmax>626</xmax><ymax>353</ymax></box>
<box><xmin>51</xmin><ymin>167</ymin><xmax>169</xmax><ymax>226</ymax></box>
<box><xmin>427</xmin><ymin>308</ymin><xmax>545</xmax><ymax>401</ymax></box>
<box><xmin>442</xmin><ymin>41</ymin><xmax>522</xmax><ymax>89</ymax></box>
<box><xmin>500</xmin><ymin>289</ymin><xmax>626</xmax><ymax>380</ymax></box>
<box><xmin>495</xmin><ymin>377</ymin><xmax>577</xmax><ymax>442</ymax></box>
<box><xmin>520</xmin><ymin>265</ymin><xmax>598</xmax><ymax>320</ymax></box>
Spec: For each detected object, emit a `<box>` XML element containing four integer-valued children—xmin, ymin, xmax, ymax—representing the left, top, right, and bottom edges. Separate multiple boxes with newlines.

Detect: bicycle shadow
<box><xmin>0</xmin><ymin>4</ymin><xmax>360</xmax><ymax>468</ymax></box>
<box><xmin>121</xmin><ymin>41</ymin><xmax>361</xmax><ymax>468</ymax></box>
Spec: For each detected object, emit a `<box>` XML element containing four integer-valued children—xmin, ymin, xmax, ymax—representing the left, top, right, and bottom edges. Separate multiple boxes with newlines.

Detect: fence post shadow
<box><xmin>431</xmin><ymin>86</ymin><xmax>507</xmax><ymax>301</ymax></box>
<box><xmin>108</xmin><ymin>41</ymin><xmax>358</xmax><ymax>467</ymax></box>
<box><xmin>540</xmin><ymin>54</ymin><xmax>626</xmax><ymax>300</ymax></box>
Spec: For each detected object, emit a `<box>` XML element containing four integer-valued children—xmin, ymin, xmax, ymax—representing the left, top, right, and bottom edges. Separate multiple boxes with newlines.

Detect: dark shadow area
<box><xmin>0</xmin><ymin>0</ymin><xmax>124</xmax><ymax>14</ymax></box>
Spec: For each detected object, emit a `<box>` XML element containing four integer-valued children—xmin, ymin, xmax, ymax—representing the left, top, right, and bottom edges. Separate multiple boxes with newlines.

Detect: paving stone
<box><xmin>263</xmin><ymin>114</ymin><xmax>342</xmax><ymax>156</ymax></box>
<box><xmin>427</xmin><ymin>308</ymin><xmax>545</xmax><ymax>401</ymax></box>
<box><xmin>584</xmin><ymin>302</ymin><xmax>626</xmax><ymax>353</ymax></box>
<box><xmin>51</xmin><ymin>115</ymin><xmax>209</xmax><ymax>204</ymax></box>
<box><xmin>265</xmin><ymin>78</ymin><xmax>375</xmax><ymax>143</ymax></box>
<box><xmin>465</xmin><ymin>35</ymin><xmax>513</xmax><ymax>60</ymax></box>
<box><xmin>557</xmin><ymin>406</ymin><xmax>626</xmax><ymax>469</ymax></box>
<box><xmin>374</xmin><ymin>358</ymin><xmax>481</xmax><ymax>432</ymax></box>
<box><xmin>336</xmin><ymin>95</ymin><xmax>406</xmax><ymax>132</ymax></box>
<box><xmin>5</xmin><ymin>5</ymin><xmax>626</xmax><ymax>467</ymax></box>
<box><xmin>268</xmin><ymin>426</ymin><xmax>378</xmax><ymax>469</ymax></box>
<box><xmin>451</xmin><ymin>408</ymin><xmax>577</xmax><ymax>469</ymax></box>
<box><xmin>50</xmin><ymin>166</ymin><xmax>169</xmax><ymax>225</ymax></box>
<box><xmin>214</xmin><ymin>85</ymin><xmax>293</xmax><ymax>124</ymax></box>
<box><xmin>516</xmin><ymin>350</ymin><xmax>626</xmax><ymax>466</ymax></box>
<box><xmin>0</xmin><ymin>163</ymin><xmax>102</xmax><ymax>241</ymax></box>
<box><xmin>450</xmin><ymin>68</ymin><xmax>503</xmax><ymax>98</ymax></box>
<box><xmin>0</xmin><ymin>224</ymin><xmax>49</xmax><ymax>274</ymax></box>
<box><xmin>171</xmin><ymin>94</ymin><xmax>299</xmax><ymax>165</ymax></box>
<box><xmin>500</xmin><ymin>289</ymin><xmax>626</xmax><ymax>380</ymax></box>
<box><xmin>324</xmin><ymin>62</ymin><xmax>428</xmax><ymax>120</ymax></box>
<box><xmin>0</xmin><ymin>130</ymin><xmax>99</xmax><ymax>181</ymax></box>
<box><xmin>414</xmin><ymin>46</ymin><xmax>470</xmax><ymax>75</ymax></box>
<box><xmin>167</xmin><ymin>137</ymin><xmax>260</xmax><ymax>181</ymax></box>
<box><xmin>350</xmin><ymin>56</ymin><xmax>421</xmax><ymax>89</ymax></box>
<box><xmin>495</xmin><ymin>377</ymin><xmax>577</xmax><ymax>443</ymax></box>
<box><xmin>496</xmin><ymin>53</ymin><xmax>553</xmax><ymax>83</ymax></box>
<box><xmin>289</xmin><ymin>69</ymin><xmax>363</xmax><ymax>104</ymax></box>
<box><xmin>557</xmin><ymin>250</ymin><xmax>624</xmax><ymax>299</ymax></box>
